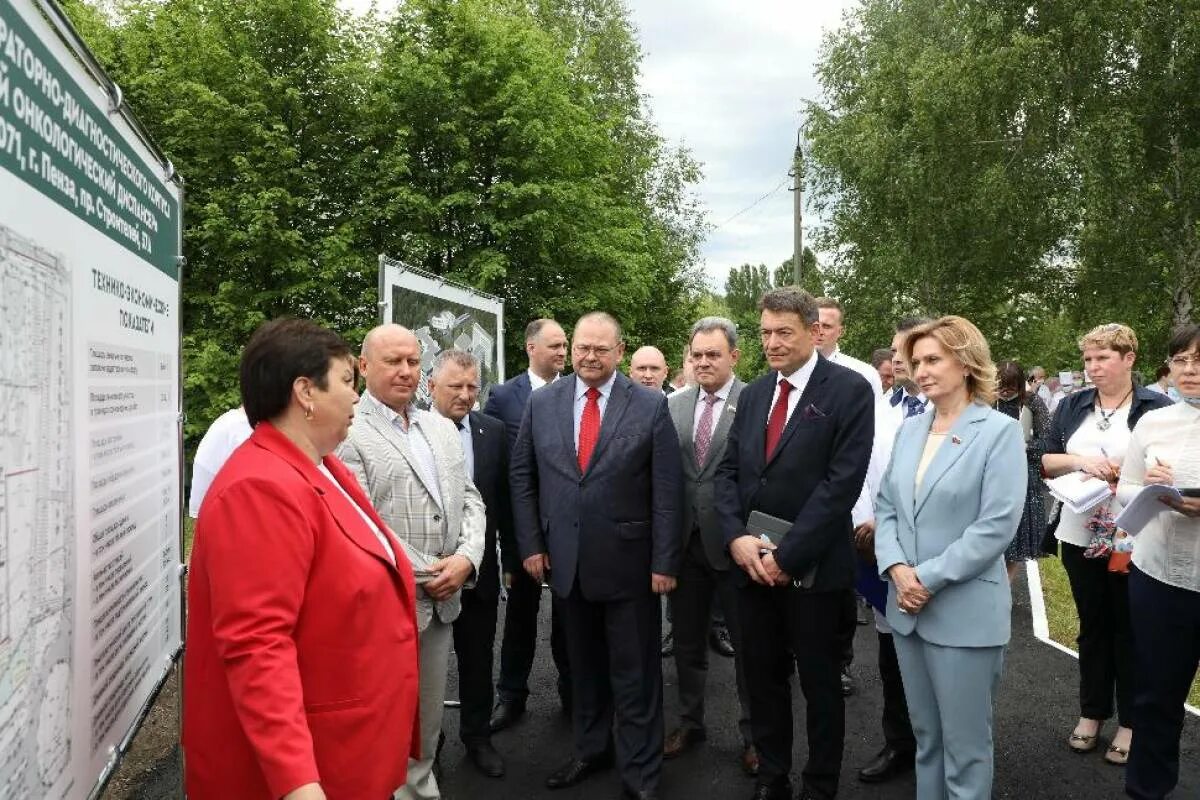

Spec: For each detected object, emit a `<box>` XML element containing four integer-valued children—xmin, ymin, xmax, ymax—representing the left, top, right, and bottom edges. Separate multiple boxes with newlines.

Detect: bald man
<box><xmin>630</xmin><ymin>346</ymin><xmax>670</xmax><ymax>394</ymax></box>
<box><xmin>338</xmin><ymin>324</ymin><xmax>486</xmax><ymax>800</ymax></box>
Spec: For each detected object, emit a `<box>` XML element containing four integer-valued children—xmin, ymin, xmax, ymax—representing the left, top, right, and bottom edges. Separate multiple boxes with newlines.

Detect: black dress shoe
<box><xmin>709</xmin><ymin>625</ymin><xmax>736</xmax><ymax>657</ymax></box>
<box><xmin>466</xmin><ymin>741</ymin><xmax>506</xmax><ymax>778</ymax></box>
<box><xmin>748</xmin><ymin>780</ymin><xmax>792</xmax><ymax>800</ymax></box>
<box><xmin>660</xmin><ymin>630</ymin><xmax>674</xmax><ymax>658</ymax></box>
<box><xmin>840</xmin><ymin>666</ymin><xmax>856</xmax><ymax>696</ymax></box>
<box><xmin>489</xmin><ymin>700</ymin><xmax>526</xmax><ymax>733</ymax></box>
<box><xmin>857</xmin><ymin>745</ymin><xmax>914</xmax><ymax>783</ymax></box>
<box><xmin>546</xmin><ymin>755</ymin><xmax>613</xmax><ymax>789</ymax></box>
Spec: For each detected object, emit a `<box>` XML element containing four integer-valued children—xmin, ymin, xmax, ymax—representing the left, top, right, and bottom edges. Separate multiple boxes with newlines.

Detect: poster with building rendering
<box><xmin>378</xmin><ymin>256</ymin><xmax>505</xmax><ymax>410</ymax></box>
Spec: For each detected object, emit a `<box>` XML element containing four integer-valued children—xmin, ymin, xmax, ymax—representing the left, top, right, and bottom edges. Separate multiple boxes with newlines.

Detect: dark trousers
<box><xmin>496</xmin><ymin>569</ymin><xmax>571</xmax><ymax>706</ymax></box>
<box><xmin>670</xmin><ymin>534</ymin><xmax>752</xmax><ymax>743</ymax></box>
<box><xmin>452</xmin><ymin>585</ymin><xmax>499</xmax><ymax>744</ymax></box>
<box><xmin>1061</xmin><ymin>542</ymin><xmax>1135</xmax><ymax>724</ymax></box>
<box><xmin>740</xmin><ymin>583</ymin><xmax>849</xmax><ymax>799</ymax></box>
<box><xmin>1125</xmin><ymin>565</ymin><xmax>1200</xmax><ymax>800</ymax></box>
<box><xmin>562</xmin><ymin>584</ymin><xmax>664</xmax><ymax>793</ymax></box>
<box><xmin>878</xmin><ymin>631</ymin><xmax>915</xmax><ymax>753</ymax></box>
<box><xmin>836</xmin><ymin>589</ymin><xmax>857</xmax><ymax>669</ymax></box>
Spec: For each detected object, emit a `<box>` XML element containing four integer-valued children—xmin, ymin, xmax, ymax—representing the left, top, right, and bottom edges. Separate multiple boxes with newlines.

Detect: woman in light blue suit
<box><xmin>874</xmin><ymin>316</ymin><xmax>1026</xmax><ymax>800</ymax></box>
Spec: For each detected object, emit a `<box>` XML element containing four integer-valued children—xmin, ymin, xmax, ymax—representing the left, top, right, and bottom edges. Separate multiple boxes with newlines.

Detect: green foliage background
<box><xmin>62</xmin><ymin>0</ymin><xmax>707</xmax><ymax>448</ymax></box>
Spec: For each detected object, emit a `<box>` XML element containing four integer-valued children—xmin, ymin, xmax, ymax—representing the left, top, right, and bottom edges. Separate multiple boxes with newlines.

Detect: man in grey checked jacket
<box><xmin>338</xmin><ymin>324</ymin><xmax>486</xmax><ymax>800</ymax></box>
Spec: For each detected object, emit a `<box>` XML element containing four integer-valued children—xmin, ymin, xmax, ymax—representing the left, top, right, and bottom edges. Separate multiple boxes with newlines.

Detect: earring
<box><xmin>305</xmin><ymin>404</ymin><xmax>314</xmax><ymax>420</ymax></box>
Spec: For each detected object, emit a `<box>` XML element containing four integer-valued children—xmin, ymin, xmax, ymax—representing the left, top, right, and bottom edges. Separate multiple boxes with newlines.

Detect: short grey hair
<box><xmin>689</xmin><ymin>316</ymin><xmax>738</xmax><ymax>350</ymax></box>
<box><xmin>431</xmin><ymin>348</ymin><xmax>478</xmax><ymax>378</ymax></box>
<box><xmin>757</xmin><ymin>287</ymin><xmax>818</xmax><ymax>325</ymax></box>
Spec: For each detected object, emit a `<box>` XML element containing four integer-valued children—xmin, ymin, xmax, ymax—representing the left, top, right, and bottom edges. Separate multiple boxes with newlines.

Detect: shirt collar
<box><xmin>575</xmin><ymin>370</ymin><xmax>618</xmax><ymax>401</ymax></box>
<box><xmin>367</xmin><ymin>390</ymin><xmax>415</xmax><ymax>429</ymax></box>
<box><xmin>527</xmin><ymin>368</ymin><xmax>559</xmax><ymax>391</ymax></box>
<box><xmin>701</xmin><ymin>375</ymin><xmax>736</xmax><ymax>401</ymax></box>
<box><xmin>778</xmin><ymin>350</ymin><xmax>819</xmax><ymax>390</ymax></box>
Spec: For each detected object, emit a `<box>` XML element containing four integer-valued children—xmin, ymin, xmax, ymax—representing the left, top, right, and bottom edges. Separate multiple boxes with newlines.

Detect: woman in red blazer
<box><xmin>184</xmin><ymin>318</ymin><xmax>420</xmax><ymax>800</ymax></box>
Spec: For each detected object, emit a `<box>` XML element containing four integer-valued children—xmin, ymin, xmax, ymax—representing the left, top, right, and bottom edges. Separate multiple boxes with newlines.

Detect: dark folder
<box><xmin>746</xmin><ymin>510</ymin><xmax>818</xmax><ymax>589</ymax></box>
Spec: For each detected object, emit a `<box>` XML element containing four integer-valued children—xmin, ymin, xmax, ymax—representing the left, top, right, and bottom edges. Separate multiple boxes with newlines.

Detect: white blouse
<box><xmin>1055</xmin><ymin>407</ymin><xmax>1132</xmax><ymax>547</ymax></box>
<box><xmin>1117</xmin><ymin>402</ymin><xmax>1200</xmax><ymax>592</ymax></box>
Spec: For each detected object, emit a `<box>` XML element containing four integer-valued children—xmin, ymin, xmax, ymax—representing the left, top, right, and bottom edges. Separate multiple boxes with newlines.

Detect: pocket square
<box><xmin>802</xmin><ymin>403</ymin><xmax>828</xmax><ymax>420</ymax></box>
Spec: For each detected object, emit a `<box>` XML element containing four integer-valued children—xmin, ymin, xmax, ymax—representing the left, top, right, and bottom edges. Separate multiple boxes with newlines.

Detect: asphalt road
<box><xmin>436</xmin><ymin>571</ymin><xmax>1198</xmax><ymax>800</ymax></box>
<box><xmin>107</xmin><ymin>571</ymin><xmax>1198</xmax><ymax>799</ymax></box>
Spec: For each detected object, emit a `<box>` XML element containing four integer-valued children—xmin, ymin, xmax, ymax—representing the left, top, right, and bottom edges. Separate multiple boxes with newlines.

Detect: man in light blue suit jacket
<box><xmin>874</xmin><ymin>400</ymin><xmax>1026</xmax><ymax>799</ymax></box>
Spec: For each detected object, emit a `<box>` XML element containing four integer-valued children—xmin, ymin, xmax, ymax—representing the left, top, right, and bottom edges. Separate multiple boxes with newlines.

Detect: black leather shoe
<box><xmin>546</xmin><ymin>755</ymin><xmax>613</xmax><ymax>789</ymax></box>
<box><xmin>489</xmin><ymin>700</ymin><xmax>526</xmax><ymax>733</ymax></box>
<box><xmin>466</xmin><ymin>741</ymin><xmax>506</xmax><ymax>778</ymax></box>
<box><xmin>748</xmin><ymin>781</ymin><xmax>792</xmax><ymax>800</ymax></box>
<box><xmin>840</xmin><ymin>666</ymin><xmax>856</xmax><ymax>697</ymax></box>
<box><xmin>709</xmin><ymin>625</ymin><xmax>736</xmax><ymax>657</ymax></box>
<box><xmin>857</xmin><ymin>745</ymin><xmax>914</xmax><ymax>783</ymax></box>
<box><xmin>660</xmin><ymin>630</ymin><xmax>674</xmax><ymax>658</ymax></box>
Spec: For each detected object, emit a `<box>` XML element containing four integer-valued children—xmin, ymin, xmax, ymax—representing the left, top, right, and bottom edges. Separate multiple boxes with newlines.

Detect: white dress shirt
<box><xmin>369</xmin><ymin>391</ymin><xmax>444</xmax><ymax>510</ymax></box>
<box><xmin>692</xmin><ymin>375</ymin><xmax>736</xmax><ymax>442</ymax></box>
<box><xmin>188</xmin><ymin>407</ymin><xmax>253</xmax><ymax>518</ymax></box>
<box><xmin>528</xmin><ymin>369</ymin><xmax>559</xmax><ymax>391</ymax></box>
<box><xmin>827</xmin><ymin>346</ymin><xmax>884</xmax><ymax>396</ymax></box>
<box><xmin>1117</xmin><ymin>401</ymin><xmax>1200</xmax><ymax>592</ymax></box>
<box><xmin>766</xmin><ymin>351</ymin><xmax>820</xmax><ymax>427</ymax></box>
<box><xmin>434</xmin><ymin>408</ymin><xmax>476</xmax><ymax>480</ymax></box>
<box><xmin>573</xmin><ymin>371</ymin><xmax>617</xmax><ymax>451</ymax></box>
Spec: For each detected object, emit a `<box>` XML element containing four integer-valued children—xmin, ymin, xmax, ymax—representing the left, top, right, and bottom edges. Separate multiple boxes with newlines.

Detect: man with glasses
<box><xmin>511</xmin><ymin>312</ymin><xmax>682</xmax><ymax>800</ymax></box>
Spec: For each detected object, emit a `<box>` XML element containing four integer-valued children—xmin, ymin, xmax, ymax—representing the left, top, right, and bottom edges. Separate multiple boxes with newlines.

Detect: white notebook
<box><xmin>1044</xmin><ymin>473</ymin><xmax>1112</xmax><ymax>514</ymax></box>
<box><xmin>1113</xmin><ymin>484</ymin><xmax>1185</xmax><ymax>535</ymax></box>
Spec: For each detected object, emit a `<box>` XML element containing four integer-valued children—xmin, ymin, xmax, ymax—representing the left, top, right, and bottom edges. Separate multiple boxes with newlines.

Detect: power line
<box><xmin>712</xmin><ymin>174</ymin><xmax>792</xmax><ymax>231</ymax></box>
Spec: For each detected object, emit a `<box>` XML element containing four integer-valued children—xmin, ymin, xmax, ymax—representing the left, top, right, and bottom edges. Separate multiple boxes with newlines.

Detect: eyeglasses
<box><xmin>1167</xmin><ymin>354</ymin><xmax>1200</xmax><ymax>368</ymax></box>
<box><xmin>572</xmin><ymin>344</ymin><xmax>615</xmax><ymax>357</ymax></box>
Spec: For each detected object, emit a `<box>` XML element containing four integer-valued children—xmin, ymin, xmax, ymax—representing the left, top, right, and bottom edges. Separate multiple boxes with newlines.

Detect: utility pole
<box><xmin>789</xmin><ymin>131</ymin><xmax>803</xmax><ymax>285</ymax></box>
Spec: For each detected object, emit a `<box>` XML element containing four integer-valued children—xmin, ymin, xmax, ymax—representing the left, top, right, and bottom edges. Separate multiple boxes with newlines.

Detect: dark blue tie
<box><xmin>904</xmin><ymin>396</ymin><xmax>927</xmax><ymax>418</ymax></box>
<box><xmin>889</xmin><ymin>387</ymin><xmax>904</xmax><ymax>407</ymax></box>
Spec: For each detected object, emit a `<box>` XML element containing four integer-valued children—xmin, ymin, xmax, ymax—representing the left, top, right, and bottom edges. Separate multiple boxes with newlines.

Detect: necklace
<box><xmin>1095</xmin><ymin>387</ymin><xmax>1133</xmax><ymax>431</ymax></box>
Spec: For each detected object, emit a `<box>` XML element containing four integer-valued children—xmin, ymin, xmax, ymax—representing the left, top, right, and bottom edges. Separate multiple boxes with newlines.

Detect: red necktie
<box><xmin>578</xmin><ymin>387</ymin><xmax>601</xmax><ymax>471</ymax></box>
<box><xmin>764</xmin><ymin>378</ymin><xmax>792</xmax><ymax>459</ymax></box>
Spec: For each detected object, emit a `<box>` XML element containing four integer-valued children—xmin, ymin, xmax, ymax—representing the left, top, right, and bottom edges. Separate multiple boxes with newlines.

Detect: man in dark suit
<box><xmin>483</xmin><ymin>318</ymin><xmax>572</xmax><ymax>731</ymax></box>
<box><xmin>663</xmin><ymin>317</ymin><xmax>757</xmax><ymax>774</ymax></box>
<box><xmin>714</xmin><ymin>288</ymin><xmax>874</xmax><ymax>800</ymax></box>
<box><xmin>428</xmin><ymin>349</ymin><xmax>512</xmax><ymax>779</ymax></box>
<box><xmin>511</xmin><ymin>312</ymin><xmax>683</xmax><ymax>800</ymax></box>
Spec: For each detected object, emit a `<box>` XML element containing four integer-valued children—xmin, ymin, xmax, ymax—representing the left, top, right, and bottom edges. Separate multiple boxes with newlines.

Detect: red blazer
<box><xmin>183</xmin><ymin>422</ymin><xmax>420</xmax><ymax>799</ymax></box>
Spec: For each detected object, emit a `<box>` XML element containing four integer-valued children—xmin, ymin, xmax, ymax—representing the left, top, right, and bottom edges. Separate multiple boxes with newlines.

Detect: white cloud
<box><xmin>339</xmin><ymin>0</ymin><xmax>855</xmax><ymax>291</ymax></box>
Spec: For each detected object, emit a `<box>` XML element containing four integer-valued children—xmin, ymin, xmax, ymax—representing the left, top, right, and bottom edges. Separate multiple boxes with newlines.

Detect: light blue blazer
<box><xmin>874</xmin><ymin>402</ymin><xmax>1026</xmax><ymax>648</ymax></box>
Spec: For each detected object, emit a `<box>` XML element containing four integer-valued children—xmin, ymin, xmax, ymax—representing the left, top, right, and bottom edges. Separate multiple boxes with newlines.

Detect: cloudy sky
<box><xmin>340</xmin><ymin>0</ymin><xmax>856</xmax><ymax>290</ymax></box>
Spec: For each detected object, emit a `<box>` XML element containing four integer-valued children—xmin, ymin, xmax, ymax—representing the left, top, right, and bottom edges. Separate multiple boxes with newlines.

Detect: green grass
<box><xmin>1038</xmin><ymin>557</ymin><xmax>1200</xmax><ymax>708</ymax></box>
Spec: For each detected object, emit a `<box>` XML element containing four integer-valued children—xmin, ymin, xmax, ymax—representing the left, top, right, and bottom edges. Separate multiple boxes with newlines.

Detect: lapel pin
<box><xmin>951</xmin><ymin>435</ymin><xmax>962</xmax><ymax>445</ymax></box>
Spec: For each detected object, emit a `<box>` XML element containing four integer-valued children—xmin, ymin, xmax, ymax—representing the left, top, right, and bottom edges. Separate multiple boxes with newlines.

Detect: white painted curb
<box><xmin>1026</xmin><ymin>560</ymin><xmax>1200</xmax><ymax>718</ymax></box>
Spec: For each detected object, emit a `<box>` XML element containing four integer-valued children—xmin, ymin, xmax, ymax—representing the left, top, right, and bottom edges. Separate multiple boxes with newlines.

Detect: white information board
<box><xmin>0</xmin><ymin>2</ymin><xmax>184</xmax><ymax>797</ymax></box>
<box><xmin>379</xmin><ymin>256</ymin><xmax>505</xmax><ymax>409</ymax></box>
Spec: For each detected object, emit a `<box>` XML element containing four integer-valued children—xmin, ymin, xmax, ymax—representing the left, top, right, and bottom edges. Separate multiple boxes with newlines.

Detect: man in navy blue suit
<box><xmin>483</xmin><ymin>318</ymin><xmax>571</xmax><ymax>731</ymax></box>
<box><xmin>511</xmin><ymin>312</ymin><xmax>682</xmax><ymax>800</ymax></box>
<box><xmin>715</xmin><ymin>288</ymin><xmax>874</xmax><ymax>800</ymax></box>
